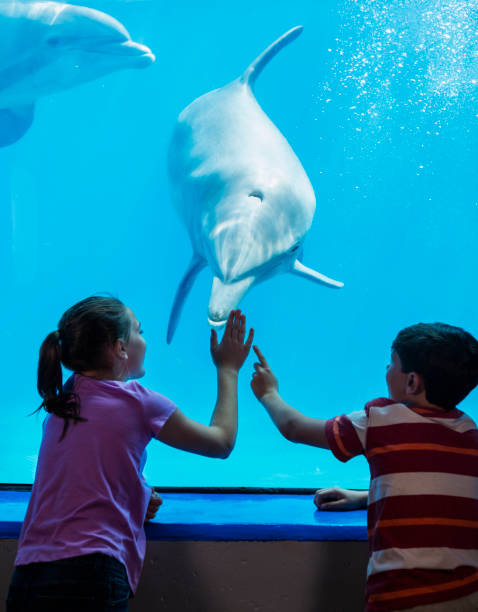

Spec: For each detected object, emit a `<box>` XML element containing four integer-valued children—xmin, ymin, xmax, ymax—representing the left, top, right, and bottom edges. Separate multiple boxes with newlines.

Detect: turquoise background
<box><xmin>1</xmin><ymin>0</ymin><xmax>477</xmax><ymax>487</ymax></box>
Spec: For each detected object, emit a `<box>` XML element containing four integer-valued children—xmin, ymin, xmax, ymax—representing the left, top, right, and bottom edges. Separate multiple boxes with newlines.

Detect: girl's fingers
<box><xmin>231</xmin><ymin>310</ymin><xmax>241</xmax><ymax>341</ymax></box>
<box><xmin>210</xmin><ymin>328</ymin><xmax>218</xmax><ymax>352</ymax></box>
<box><xmin>224</xmin><ymin>310</ymin><xmax>236</xmax><ymax>338</ymax></box>
<box><xmin>238</xmin><ymin>314</ymin><xmax>246</xmax><ymax>339</ymax></box>
<box><xmin>216</xmin><ymin>309</ymin><xmax>253</xmax><ymax>350</ymax></box>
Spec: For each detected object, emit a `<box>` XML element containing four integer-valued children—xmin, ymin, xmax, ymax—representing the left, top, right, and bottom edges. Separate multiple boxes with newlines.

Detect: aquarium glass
<box><xmin>1</xmin><ymin>0</ymin><xmax>477</xmax><ymax>487</ymax></box>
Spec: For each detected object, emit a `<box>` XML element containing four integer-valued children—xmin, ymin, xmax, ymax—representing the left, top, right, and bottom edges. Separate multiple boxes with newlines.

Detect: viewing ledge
<box><xmin>0</xmin><ymin>486</ymin><xmax>367</xmax><ymax>541</ymax></box>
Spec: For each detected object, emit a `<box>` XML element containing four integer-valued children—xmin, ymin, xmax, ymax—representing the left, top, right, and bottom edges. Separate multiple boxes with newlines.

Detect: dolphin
<box><xmin>167</xmin><ymin>26</ymin><xmax>343</xmax><ymax>343</ymax></box>
<box><xmin>0</xmin><ymin>1</ymin><xmax>155</xmax><ymax>147</ymax></box>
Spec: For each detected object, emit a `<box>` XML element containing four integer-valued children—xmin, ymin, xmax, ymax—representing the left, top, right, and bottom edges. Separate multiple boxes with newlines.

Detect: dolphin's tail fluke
<box><xmin>241</xmin><ymin>26</ymin><xmax>303</xmax><ymax>90</ymax></box>
<box><xmin>291</xmin><ymin>259</ymin><xmax>344</xmax><ymax>289</ymax></box>
<box><xmin>167</xmin><ymin>256</ymin><xmax>206</xmax><ymax>343</ymax></box>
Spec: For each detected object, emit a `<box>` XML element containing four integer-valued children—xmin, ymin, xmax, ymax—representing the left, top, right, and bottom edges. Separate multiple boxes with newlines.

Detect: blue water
<box><xmin>1</xmin><ymin>0</ymin><xmax>477</xmax><ymax>487</ymax></box>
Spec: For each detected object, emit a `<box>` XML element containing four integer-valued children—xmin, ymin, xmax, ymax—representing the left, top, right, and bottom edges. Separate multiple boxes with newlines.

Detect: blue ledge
<box><xmin>0</xmin><ymin>491</ymin><xmax>367</xmax><ymax>541</ymax></box>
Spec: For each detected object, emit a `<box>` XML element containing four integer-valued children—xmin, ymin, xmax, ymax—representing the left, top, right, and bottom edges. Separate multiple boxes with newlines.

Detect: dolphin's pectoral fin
<box><xmin>167</xmin><ymin>256</ymin><xmax>207</xmax><ymax>344</ymax></box>
<box><xmin>0</xmin><ymin>105</ymin><xmax>35</xmax><ymax>148</ymax></box>
<box><xmin>291</xmin><ymin>260</ymin><xmax>344</xmax><ymax>289</ymax></box>
<box><xmin>208</xmin><ymin>276</ymin><xmax>255</xmax><ymax>327</ymax></box>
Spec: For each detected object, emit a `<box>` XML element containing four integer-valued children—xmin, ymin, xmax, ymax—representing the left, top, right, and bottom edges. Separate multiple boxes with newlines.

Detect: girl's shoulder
<box><xmin>73</xmin><ymin>374</ymin><xmax>175</xmax><ymax>409</ymax></box>
<box><xmin>74</xmin><ymin>373</ymin><xmax>144</xmax><ymax>392</ymax></box>
<box><xmin>119</xmin><ymin>380</ymin><xmax>178</xmax><ymax>426</ymax></box>
<box><xmin>73</xmin><ymin>374</ymin><xmax>146</xmax><ymax>401</ymax></box>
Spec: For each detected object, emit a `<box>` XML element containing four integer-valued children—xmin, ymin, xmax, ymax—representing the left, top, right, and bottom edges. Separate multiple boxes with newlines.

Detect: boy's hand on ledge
<box><xmin>251</xmin><ymin>346</ymin><xmax>279</xmax><ymax>400</ymax></box>
<box><xmin>145</xmin><ymin>489</ymin><xmax>163</xmax><ymax>522</ymax></box>
<box><xmin>314</xmin><ymin>487</ymin><xmax>368</xmax><ymax>511</ymax></box>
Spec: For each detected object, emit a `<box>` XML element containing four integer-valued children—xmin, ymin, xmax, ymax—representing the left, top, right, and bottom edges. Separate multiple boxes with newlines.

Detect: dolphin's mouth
<box><xmin>82</xmin><ymin>39</ymin><xmax>155</xmax><ymax>63</ymax></box>
<box><xmin>208</xmin><ymin>317</ymin><xmax>228</xmax><ymax>328</ymax></box>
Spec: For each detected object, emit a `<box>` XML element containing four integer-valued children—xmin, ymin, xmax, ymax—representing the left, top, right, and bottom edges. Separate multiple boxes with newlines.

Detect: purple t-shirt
<box><xmin>15</xmin><ymin>374</ymin><xmax>177</xmax><ymax>592</ymax></box>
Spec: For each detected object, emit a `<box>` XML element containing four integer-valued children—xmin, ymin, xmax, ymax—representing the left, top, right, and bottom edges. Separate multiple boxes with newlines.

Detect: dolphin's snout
<box><xmin>208</xmin><ymin>276</ymin><xmax>255</xmax><ymax>328</ymax></box>
<box><xmin>208</xmin><ymin>299</ymin><xmax>229</xmax><ymax>326</ymax></box>
<box><xmin>117</xmin><ymin>40</ymin><xmax>155</xmax><ymax>66</ymax></box>
<box><xmin>87</xmin><ymin>39</ymin><xmax>155</xmax><ymax>66</ymax></box>
<box><xmin>55</xmin><ymin>5</ymin><xmax>155</xmax><ymax>66</ymax></box>
<box><xmin>118</xmin><ymin>40</ymin><xmax>155</xmax><ymax>60</ymax></box>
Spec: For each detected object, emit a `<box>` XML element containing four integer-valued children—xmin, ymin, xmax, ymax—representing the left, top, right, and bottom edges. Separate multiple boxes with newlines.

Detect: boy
<box><xmin>251</xmin><ymin>322</ymin><xmax>478</xmax><ymax>611</ymax></box>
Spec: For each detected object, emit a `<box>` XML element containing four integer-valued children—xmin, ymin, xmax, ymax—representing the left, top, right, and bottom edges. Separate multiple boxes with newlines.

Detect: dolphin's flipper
<box><xmin>291</xmin><ymin>259</ymin><xmax>344</xmax><ymax>288</ymax></box>
<box><xmin>0</xmin><ymin>105</ymin><xmax>35</xmax><ymax>148</ymax></box>
<box><xmin>167</xmin><ymin>256</ymin><xmax>207</xmax><ymax>344</ymax></box>
<box><xmin>241</xmin><ymin>26</ymin><xmax>303</xmax><ymax>89</ymax></box>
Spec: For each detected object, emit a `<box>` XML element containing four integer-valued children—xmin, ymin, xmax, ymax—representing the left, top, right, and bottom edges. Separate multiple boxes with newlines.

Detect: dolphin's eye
<box><xmin>290</xmin><ymin>244</ymin><xmax>300</xmax><ymax>253</ymax></box>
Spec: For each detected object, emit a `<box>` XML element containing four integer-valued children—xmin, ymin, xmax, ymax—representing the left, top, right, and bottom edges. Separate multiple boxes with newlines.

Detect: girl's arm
<box><xmin>156</xmin><ymin>310</ymin><xmax>253</xmax><ymax>458</ymax></box>
<box><xmin>251</xmin><ymin>346</ymin><xmax>329</xmax><ymax>449</ymax></box>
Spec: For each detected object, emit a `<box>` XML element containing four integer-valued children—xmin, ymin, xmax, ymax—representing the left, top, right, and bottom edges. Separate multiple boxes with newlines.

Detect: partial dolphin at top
<box><xmin>0</xmin><ymin>1</ymin><xmax>155</xmax><ymax>147</ymax></box>
<box><xmin>167</xmin><ymin>26</ymin><xmax>343</xmax><ymax>343</ymax></box>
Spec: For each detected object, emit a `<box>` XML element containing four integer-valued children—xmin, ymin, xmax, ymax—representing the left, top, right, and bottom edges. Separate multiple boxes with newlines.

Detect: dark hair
<box><xmin>392</xmin><ymin>322</ymin><xmax>478</xmax><ymax>411</ymax></box>
<box><xmin>36</xmin><ymin>296</ymin><xmax>132</xmax><ymax>439</ymax></box>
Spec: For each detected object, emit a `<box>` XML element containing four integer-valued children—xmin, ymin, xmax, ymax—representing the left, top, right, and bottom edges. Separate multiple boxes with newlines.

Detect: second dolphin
<box><xmin>0</xmin><ymin>1</ymin><xmax>155</xmax><ymax>147</ymax></box>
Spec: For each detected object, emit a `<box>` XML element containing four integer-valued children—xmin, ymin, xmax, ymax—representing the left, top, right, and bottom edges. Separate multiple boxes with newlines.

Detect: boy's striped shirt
<box><xmin>325</xmin><ymin>397</ymin><xmax>478</xmax><ymax>611</ymax></box>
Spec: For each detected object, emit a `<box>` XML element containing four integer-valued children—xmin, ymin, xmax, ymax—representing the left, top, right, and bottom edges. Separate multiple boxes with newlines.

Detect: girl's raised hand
<box><xmin>210</xmin><ymin>310</ymin><xmax>254</xmax><ymax>372</ymax></box>
<box><xmin>251</xmin><ymin>346</ymin><xmax>279</xmax><ymax>399</ymax></box>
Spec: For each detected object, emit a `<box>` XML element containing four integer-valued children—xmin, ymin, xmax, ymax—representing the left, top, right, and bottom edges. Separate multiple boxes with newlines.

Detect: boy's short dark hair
<box><xmin>392</xmin><ymin>323</ymin><xmax>478</xmax><ymax>411</ymax></box>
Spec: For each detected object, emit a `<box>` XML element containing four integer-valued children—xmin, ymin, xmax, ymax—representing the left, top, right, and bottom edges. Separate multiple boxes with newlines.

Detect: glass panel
<box><xmin>1</xmin><ymin>0</ymin><xmax>476</xmax><ymax>486</ymax></box>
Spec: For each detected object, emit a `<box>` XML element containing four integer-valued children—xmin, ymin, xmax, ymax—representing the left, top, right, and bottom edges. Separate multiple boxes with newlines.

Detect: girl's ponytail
<box><xmin>37</xmin><ymin>330</ymin><xmax>85</xmax><ymax>441</ymax></box>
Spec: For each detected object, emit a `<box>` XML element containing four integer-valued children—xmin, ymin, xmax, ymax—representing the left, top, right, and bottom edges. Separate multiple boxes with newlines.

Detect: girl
<box><xmin>7</xmin><ymin>296</ymin><xmax>253</xmax><ymax>611</ymax></box>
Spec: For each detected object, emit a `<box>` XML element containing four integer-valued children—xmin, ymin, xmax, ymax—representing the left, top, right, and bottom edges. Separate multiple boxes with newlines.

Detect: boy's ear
<box><xmin>406</xmin><ymin>371</ymin><xmax>425</xmax><ymax>395</ymax></box>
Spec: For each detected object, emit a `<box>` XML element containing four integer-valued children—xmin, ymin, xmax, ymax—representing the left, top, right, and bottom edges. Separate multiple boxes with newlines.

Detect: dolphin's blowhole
<box><xmin>248</xmin><ymin>190</ymin><xmax>264</xmax><ymax>201</ymax></box>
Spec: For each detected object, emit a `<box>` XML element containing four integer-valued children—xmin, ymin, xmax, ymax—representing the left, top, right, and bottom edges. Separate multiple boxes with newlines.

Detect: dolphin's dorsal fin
<box><xmin>241</xmin><ymin>26</ymin><xmax>303</xmax><ymax>90</ymax></box>
<box><xmin>0</xmin><ymin>105</ymin><xmax>35</xmax><ymax>148</ymax></box>
<box><xmin>167</xmin><ymin>255</ymin><xmax>207</xmax><ymax>343</ymax></box>
<box><xmin>291</xmin><ymin>259</ymin><xmax>344</xmax><ymax>289</ymax></box>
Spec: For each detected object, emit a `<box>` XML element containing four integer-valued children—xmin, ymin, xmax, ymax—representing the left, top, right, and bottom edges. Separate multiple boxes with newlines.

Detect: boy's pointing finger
<box><xmin>253</xmin><ymin>345</ymin><xmax>270</xmax><ymax>368</ymax></box>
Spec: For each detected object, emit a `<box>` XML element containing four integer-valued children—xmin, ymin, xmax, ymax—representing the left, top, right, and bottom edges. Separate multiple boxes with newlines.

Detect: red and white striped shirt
<box><xmin>325</xmin><ymin>397</ymin><xmax>478</xmax><ymax>611</ymax></box>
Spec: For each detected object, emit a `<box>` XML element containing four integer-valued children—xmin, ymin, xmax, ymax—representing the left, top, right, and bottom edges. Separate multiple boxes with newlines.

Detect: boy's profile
<box><xmin>251</xmin><ymin>322</ymin><xmax>478</xmax><ymax>611</ymax></box>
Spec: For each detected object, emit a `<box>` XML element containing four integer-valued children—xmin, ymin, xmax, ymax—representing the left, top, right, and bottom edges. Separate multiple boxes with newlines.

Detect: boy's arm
<box><xmin>251</xmin><ymin>347</ymin><xmax>329</xmax><ymax>449</ymax></box>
